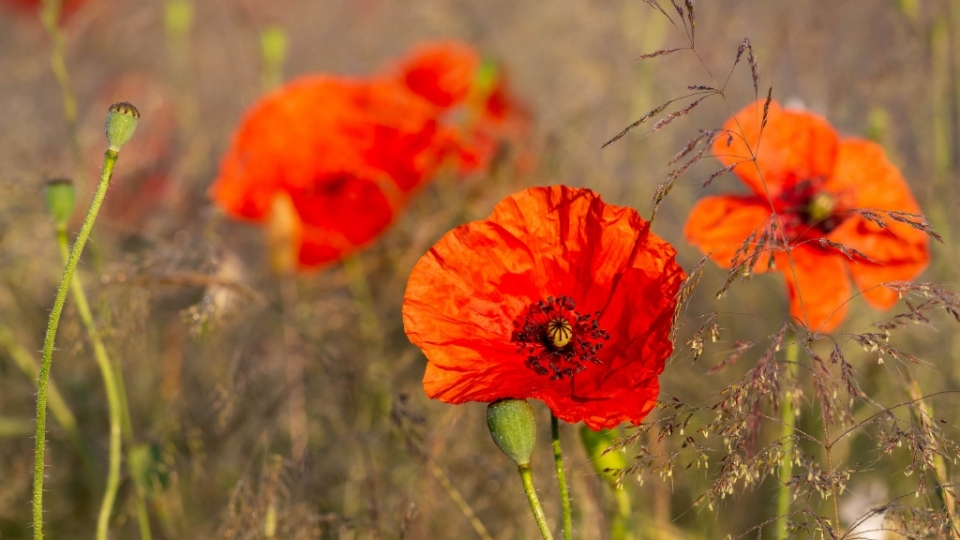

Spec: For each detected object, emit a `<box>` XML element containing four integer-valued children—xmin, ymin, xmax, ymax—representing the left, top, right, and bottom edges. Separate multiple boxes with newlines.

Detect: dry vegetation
<box><xmin>2</xmin><ymin>0</ymin><xmax>960</xmax><ymax>538</ymax></box>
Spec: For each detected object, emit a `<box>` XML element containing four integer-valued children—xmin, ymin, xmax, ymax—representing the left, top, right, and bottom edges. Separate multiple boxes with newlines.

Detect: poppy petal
<box><xmin>777</xmin><ymin>245</ymin><xmax>851</xmax><ymax>333</ymax></box>
<box><xmin>684</xmin><ymin>195</ymin><xmax>775</xmax><ymax>271</ymax></box>
<box><xmin>403</xmin><ymin>185</ymin><xmax>685</xmax><ymax>429</ymax></box>
<box><xmin>824</xmin><ymin>139</ymin><xmax>930</xmax><ymax>308</ymax></box>
<box><xmin>714</xmin><ymin>100</ymin><xmax>839</xmax><ymax>197</ymax></box>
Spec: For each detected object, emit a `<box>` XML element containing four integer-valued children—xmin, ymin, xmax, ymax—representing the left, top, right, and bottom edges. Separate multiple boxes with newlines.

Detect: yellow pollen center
<box><xmin>546</xmin><ymin>318</ymin><xmax>573</xmax><ymax>349</ymax></box>
<box><xmin>807</xmin><ymin>192</ymin><xmax>837</xmax><ymax>225</ymax></box>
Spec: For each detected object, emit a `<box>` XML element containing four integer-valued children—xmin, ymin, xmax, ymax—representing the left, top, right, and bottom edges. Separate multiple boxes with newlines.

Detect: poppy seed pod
<box><xmin>105</xmin><ymin>102</ymin><xmax>140</xmax><ymax>151</ymax></box>
<box><xmin>486</xmin><ymin>399</ymin><xmax>537</xmax><ymax>466</ymax></box>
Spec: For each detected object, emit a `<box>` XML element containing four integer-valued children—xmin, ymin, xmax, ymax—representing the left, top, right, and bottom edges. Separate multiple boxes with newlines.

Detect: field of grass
<box><xmin>2</xmin><ymin>1</ymin><xmax>960</xmax><ymax>538</ymax></box>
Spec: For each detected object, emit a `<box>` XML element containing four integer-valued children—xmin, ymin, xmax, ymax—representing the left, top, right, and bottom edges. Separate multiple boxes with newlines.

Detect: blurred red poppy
<box><xmin>212</xmin><ymin>40</ymin><xmax>528</xmax><ymax>271</ymax></box>
<box><xmin>684</xmin><ymin>100</ymin><xmax>930</xmax><ymax>332</ymax></box>
<box><xmin>403</xmin><ymin>186</ymin><xmax>686</xmax><ymax>430</ymax></box>
<box><xmin>211</xmin><ymin>75</ymin><xmax>456</xmax><ymax>270</ymax></box>
<box><xmin>393</xmin><ymin>41</ymin><xmax>530</xmax><ymax>175</ymax></box>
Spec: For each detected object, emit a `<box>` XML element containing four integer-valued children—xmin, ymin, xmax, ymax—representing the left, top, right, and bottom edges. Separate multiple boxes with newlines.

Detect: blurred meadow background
<box><xmin>2</xmin><ymin>0</ymin><xmax>960</xmax><ymax>538</ymax></box>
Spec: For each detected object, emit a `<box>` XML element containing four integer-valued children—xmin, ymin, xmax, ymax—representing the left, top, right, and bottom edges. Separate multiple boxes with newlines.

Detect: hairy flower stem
<box><xmin>519</xmin><ymin>463</ymin><xmax>555</xmax><ymax>540</ymax></box>
<box><xmin>39</xmin><ymin>0</ymin><xmax>81</xmax><ymax>174</ymax></box>
<box><xmin>551</xmin><ymin>414</ymin><xmax>572</xmax><ymax>540</ymax></box>
<box><xmin>776</xmin><ymin>338</ymin><xmax>799</xmax><ymax>540</ymax></box>
<box><xmin>0</xmin><ymin>324</ymin><xmax>97</xmax><ymax>482</ymax></box>
<box><xmin>33</xmin><ymin>148</ymin><xmax>119</xmax><ymax>540</ymax></box>
<box><xmin>55</xmin><ymin>231</ymin><xmax>152</xmax><ymax>540</ymax></box>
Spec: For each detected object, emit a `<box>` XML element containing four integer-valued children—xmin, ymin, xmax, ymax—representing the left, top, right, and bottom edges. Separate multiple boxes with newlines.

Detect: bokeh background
<box><xmin>2</xmin><ymin>0</ymin><xmax>959</xmax><ymax>538</ymax></box>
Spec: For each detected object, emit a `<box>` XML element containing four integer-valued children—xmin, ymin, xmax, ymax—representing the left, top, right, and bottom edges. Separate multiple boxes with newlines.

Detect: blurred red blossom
<box><xmin>394</xmin><ymin>40</ymin><xmax>530</xmax><ymax>175</ymax></box>
<box><xmin>0</xmin><ymin>0</ymin><xmax>88</xmax><ymax>22</ymax></box>
<box><xmin>403</xmin><ymin>186</ymin><xmax>686</xmax><ymax>430</ymax></box>
<box><xmin>684</xmin><ymin>100</ymin><xmax>930</xmax><ymax>332</ymax></box>
<box><xmin>212</xmin><ymin>40</ymin><xmax>528</xmax><ymax>271</ymax></box>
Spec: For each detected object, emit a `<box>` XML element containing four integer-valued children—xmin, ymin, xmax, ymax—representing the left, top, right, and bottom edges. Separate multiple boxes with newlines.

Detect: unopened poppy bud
<box><xmin>807</xmin><ymin>191</ymin><xmax>836</xmax><ymax>225</ymax></box>
<box><xmin>44</xmin><ymin>178</ymin><xmax>76</xmax><ymax>232</ymax></box>
<box><xmin>260</xmin><ymin>26</ymin><xmax>288</xmax><ymax>70</ymax></box>
<box><xmin>579</xmin><ymin>426</ymin><xmax>627</xmax><ymax>485</ymax></box>
<box><xmin>486</xmin><ymin>399</ymin><xmax>536</xmax><ymax>466</ymax></box>
<box><xmin>105</xmin><ymin>102</ymin><xmax>140</xmax><ymax>151</ymax></box>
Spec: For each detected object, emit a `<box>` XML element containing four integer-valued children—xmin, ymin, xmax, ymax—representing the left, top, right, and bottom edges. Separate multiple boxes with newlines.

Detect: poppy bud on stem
<box><xmin>43</xmin><ymin>178</ymin><xmax>76</xmax><ymax>233</ymax></box>
<box><xmin>486</xmin><ymin>400</ymin><xmax>555</xmax><ymax>540</ymax></box>
<box><xmin>32</xmin><ymin>102</ymin><xmax>139</xmax><ymax>540</ymax></box>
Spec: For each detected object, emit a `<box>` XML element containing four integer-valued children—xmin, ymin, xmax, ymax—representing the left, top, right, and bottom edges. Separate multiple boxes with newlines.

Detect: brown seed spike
<box><xmin>761</xmin><ymin>87</ymin><xmax>773</xmax><ymax>130</ymax></box>
<box><xmin>745</xmin><ymin>38</ymin><xmax>759</xmax><ymax>95</ymax></box>
<box><xmin>685</xmin><ymin>0</ymin><xmax>696</xmax><ymax>41</ymax></box>
<box><xmin>653</xmin><ymin>97</ymin><xmax>708</xmax><ymax>133</ymax></box>
<box><xmin>637</xmin><ymin>48</ymin><xmax>684</xmax><ymax>60</ymax></box>
<box><xmin>601</xmin><ymin>100</ymin><xmax>674</xmax><ymax>148</ymax></box>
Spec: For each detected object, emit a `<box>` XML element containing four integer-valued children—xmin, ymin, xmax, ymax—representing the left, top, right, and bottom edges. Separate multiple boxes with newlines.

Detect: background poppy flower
<box><xmin>403</xmin><ymin>185</ymin><xmax>686</xmax><ymax>430</ymax></box>
<box><xmin>684</xmin><ymin>100</ymin><xmax>930</xmax><ymax>332</ymax></box>
<box><xmin>393</xmin><ymin>41</ymin><xmax>530</xmax><ymax>175</ymax></box>
<box><xmin>211</xmin><ymin>75</ymin><xmax>455</xmax><ymax>270</ymax></box>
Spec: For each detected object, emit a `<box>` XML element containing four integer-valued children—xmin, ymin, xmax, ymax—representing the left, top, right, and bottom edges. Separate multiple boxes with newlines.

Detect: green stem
<box><xmin>518</xmin><ymin>464</ymin><xmax>555</xmax><ymax>540</ymax></box>
<box><xmin>551</xmin><ymin>414</ymin><xmax>572</xmax><ymax>540</ymax></box>
<box><xmin>776</xmin><ymin>338</ymin><xmax>799</xmax><ymax>540</ymax></box>
<box><xmin>0</xmin><ymin>323</ymin><xmax>97</xmax><ymax>479</ymax></box>
<box><xmin>342</xmin><ymin>255</ymin><xmax>381</xmax><ymax>343</ymax></box>
<box><xmin>429</xmin><ymin>463</ymin><xmax>494</xmax><ymax>540</ymax></box>
<box><xmin>33</xmin><ymin>148</ymin><xmax>119</xmax><ymax>540</ymax></box>
<box><xmin>612</xmin><ymin>487</ymin><xmax>635</xmax><ymax>540</ymax></box>
<box><xmin>39</xmin><ymin>0</ymin><xmax>81</xmax><ymax>174</ymax></box>
<box><xmin>56</xmin><ymin>230</ymin><xmax>151</xmax><ymax>539</ymax></box>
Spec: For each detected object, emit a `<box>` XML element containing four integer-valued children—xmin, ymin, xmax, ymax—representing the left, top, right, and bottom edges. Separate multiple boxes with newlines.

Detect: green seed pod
<box><xmin>486</xmin><ymin>399</ymin><xmax>537</xmax><ymax>466</ymax></box>
<box><xmin>579</xmin><ymin>425</ymin><xmax>627</xmax><ymax>486</ymax></box>
<box><xmin>44</xmin><ymin>178</ymin><xmax>76</xmax><ymax>232</ymax></box>
<box><xmin>105</xmin><ymin>102</ymin><xmax>140</xmax><ymax>151</ymax></box>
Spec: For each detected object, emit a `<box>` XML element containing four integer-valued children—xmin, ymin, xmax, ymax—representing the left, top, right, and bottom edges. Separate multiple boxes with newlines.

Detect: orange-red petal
<box><xmin>403</xmin><ymin>185</ymin><xmax>686</xmax><ymax>430</ymax></box>
<box><xmin>823</xmin><ymin>139</ymin><xmax>930</xmax><ymax>308</ymax></box>
<box><xmin>683</xmin><ymin>195</ymin><xmax>775</xmax><ymax>271</ymax></box>
<box><xmin>211</xmin><ymin>75</ymin><xmax>449</xmax><ymax>269</ymax></box>
<box><xmin>714</xmin><ymin>100</ymin><xmax>839</xmax><ymax>198</ymax></box>
<box><xmin>776</xmin><ymin>245</ymin><xmax>851</xmax><ymax>333</ymax></box>
<box><xmin>395</xmin><ymin>41</ymin><xmax>480</xmax><ymax>109</ymax></box>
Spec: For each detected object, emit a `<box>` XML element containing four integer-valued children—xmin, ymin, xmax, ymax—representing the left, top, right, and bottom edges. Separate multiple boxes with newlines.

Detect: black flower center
<box><xmin>511</xmin><ymin>295</ymin><xmax>610</xmax><ymax>380</ymax></box>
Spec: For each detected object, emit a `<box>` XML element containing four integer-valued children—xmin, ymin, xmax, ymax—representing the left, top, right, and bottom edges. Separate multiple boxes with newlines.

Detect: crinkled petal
<box><xmin>403</xmin><ymin>186</ymin><xmax>686</xmax><ymax>428</ymax></box>
<box><xmin>714</xmin><ymin>100</ymin><xmax>839</xmax><ymax>197</ymax></box>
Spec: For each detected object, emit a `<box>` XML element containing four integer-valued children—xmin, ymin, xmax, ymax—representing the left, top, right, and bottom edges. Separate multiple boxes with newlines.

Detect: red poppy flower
<box><xmin>403</xmin><ymin>186</ymin><xmax>686</xmax><ymax>430</ymax></box>
<box><xmin>393</xmin><ymin>41</ymin><xmax>530</xmax><ymax>175</ymax></box>
<box><xmin>211</xmin><ymin>75</ymin><xmax>456</xmax><ymax>270</ymax></box>
<box><xmin>684</xmin><ymin>100</ymin><xmax>930</xmax><ymax>332</ymax></box>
